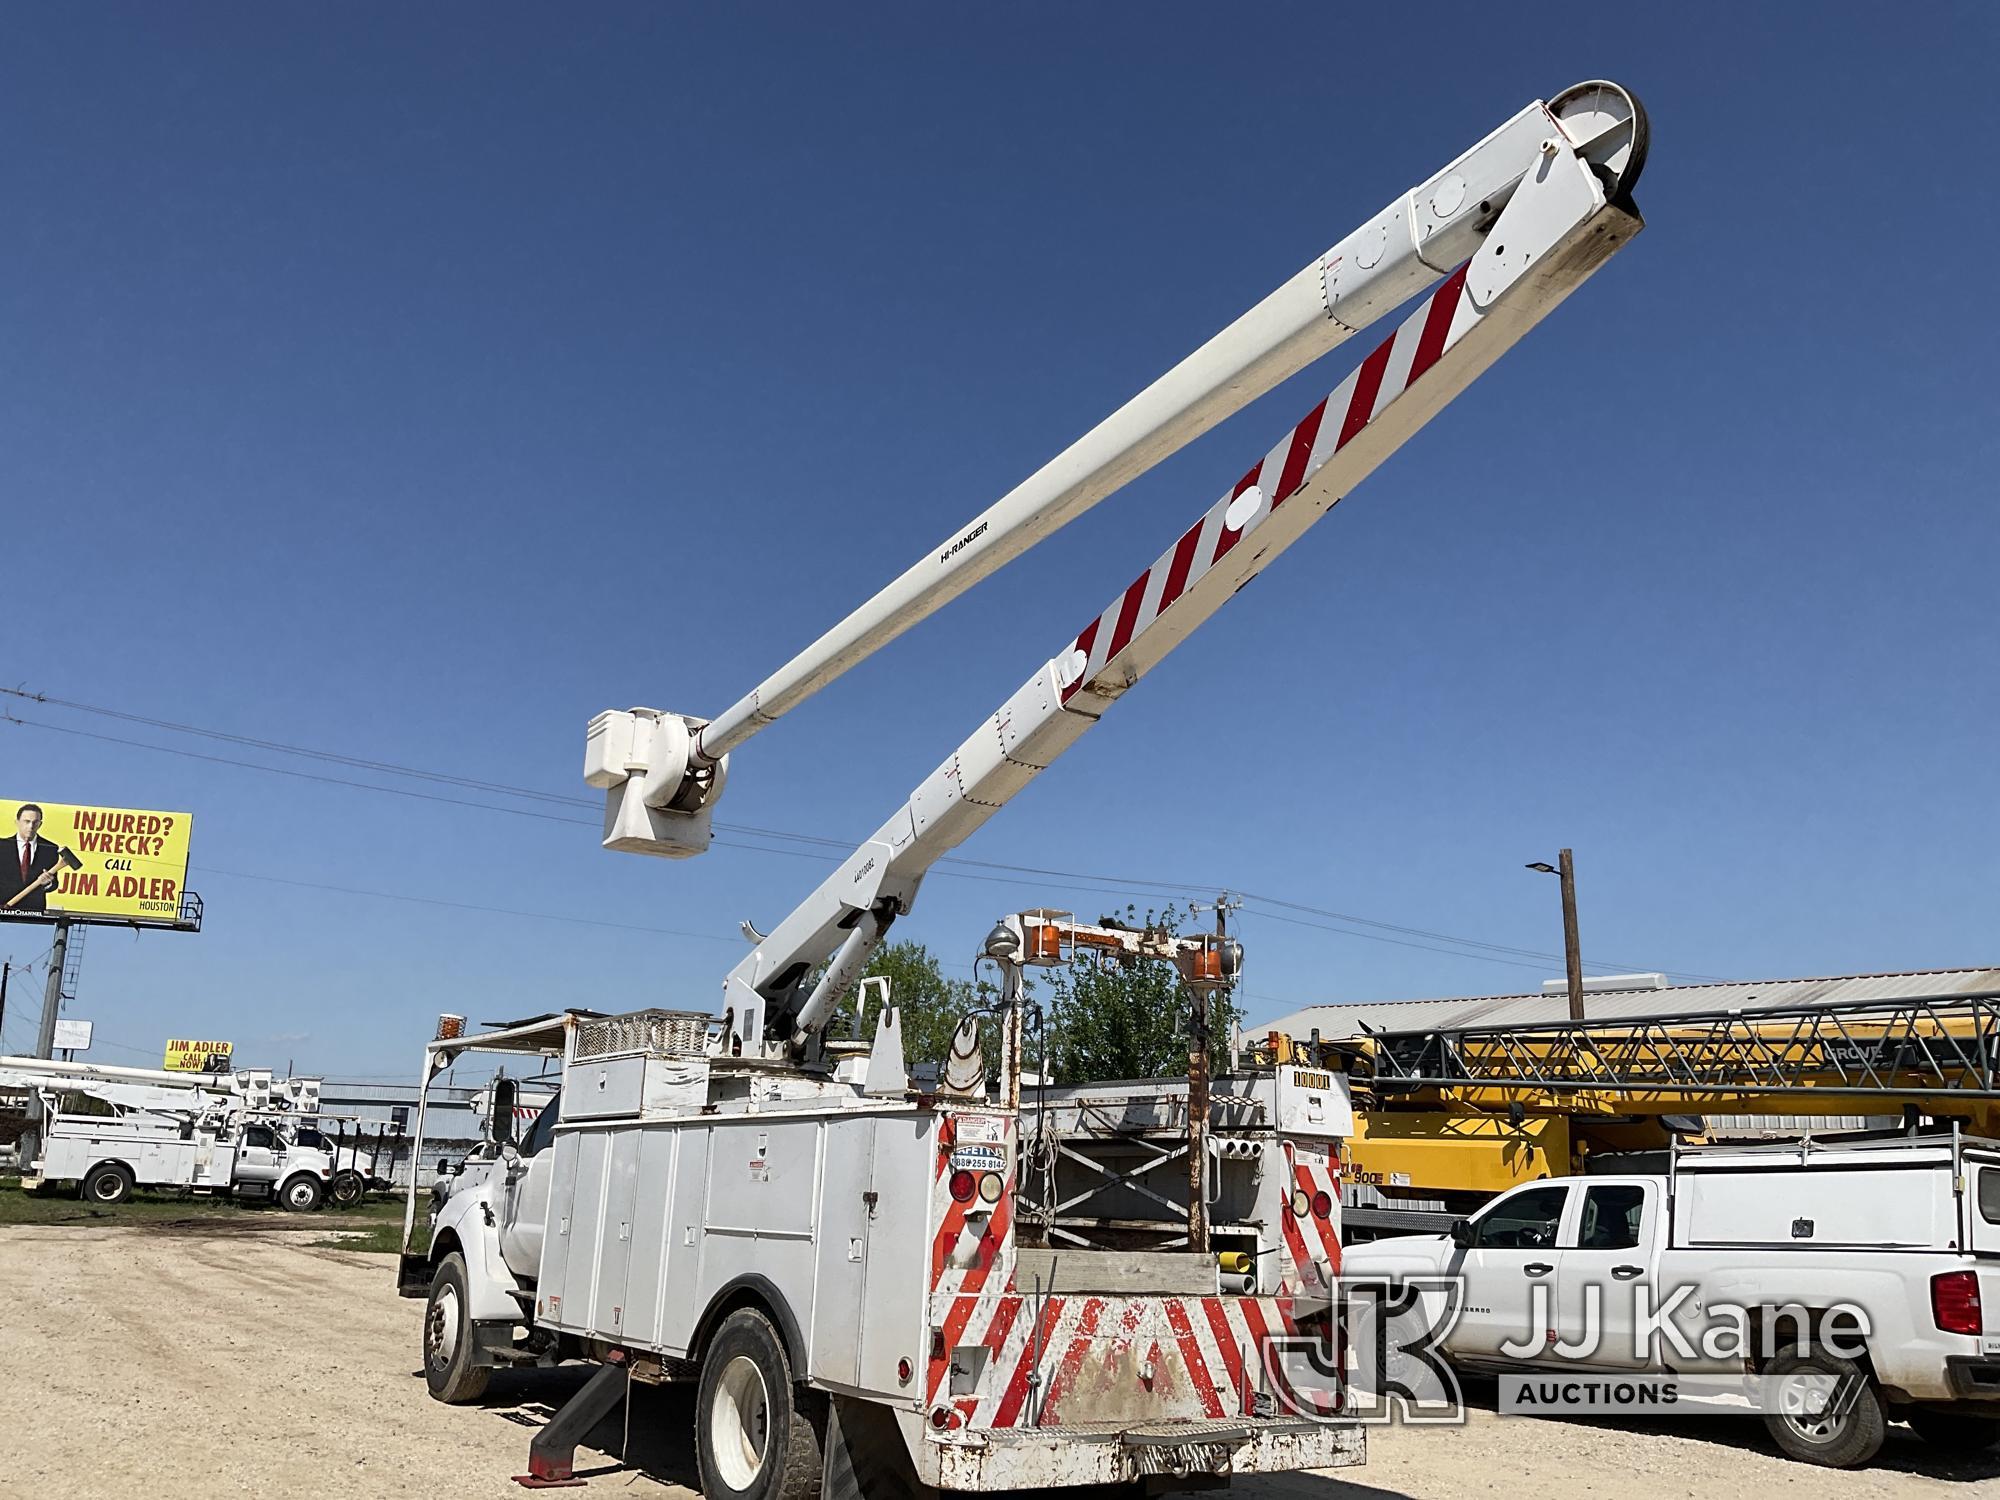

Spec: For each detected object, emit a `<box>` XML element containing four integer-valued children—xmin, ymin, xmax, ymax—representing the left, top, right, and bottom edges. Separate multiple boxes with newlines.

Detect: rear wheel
<box><xmin>696</xmin><ymin>1308</ymin><xmax>822</xmax><ymax>1500</ymax></box>
<box><xmin>1761</xmin><ymin>1346</ymin><xmax>1886</xmax><ymax>1468</ymax></box>
<box><xmin>423</xmin><ymin>1252</ymin><xmax>492</xmax><ymax>1403</ymax></box>
<box><xmin>279</xmin><ymin>1174</ymin><xmax>324</xmax><ymax>1212</ymax></box>
<box><xmin>328</xmin><ymin>1169</ymin><xmax>367</xmax><ymax>1209</ymax></box>
<box><xmin>82</xmin><ymin>1163</ymin><xmax>134</xmax><ymax>1205</ymax></box>
<box><xmin>1907</xmin><ymin>1409</ymin><xmax>2000</xmax><ymax>1453</ymax></box>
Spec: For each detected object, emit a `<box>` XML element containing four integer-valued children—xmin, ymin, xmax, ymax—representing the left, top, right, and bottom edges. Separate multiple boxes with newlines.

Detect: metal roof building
<box><xmin>1263</xmin><ymin>966</ymin><xmax>2000</xmax><ymax>1040</ymax></box>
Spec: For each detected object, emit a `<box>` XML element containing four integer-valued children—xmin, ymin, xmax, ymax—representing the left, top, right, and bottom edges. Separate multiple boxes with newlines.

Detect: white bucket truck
<box><xmin>2</xmin><ymin>1054</ymin><xmax>341</xmax><ymax>1210</ymax></box>
<box><xmin>396</xmin><ymin>78</ymin><xmax>1650</xmax><ymax>1496</ymax></box>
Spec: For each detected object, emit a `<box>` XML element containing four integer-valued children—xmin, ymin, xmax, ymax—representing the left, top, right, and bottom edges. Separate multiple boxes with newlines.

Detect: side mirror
<box><xmin>1449</xmin><ymin>1218</ymin><xmax>1476</xmax><ymax>1249</ymax></box>
<box><xmin>437</xmin><ymin>1156</ymin><xmax>453</xmax><ymax>1175</ymax></box>
<box><xmin>491</xmin><ymin>1077</ymin><xmax>518</xmax><ymax>1148</ymax></box>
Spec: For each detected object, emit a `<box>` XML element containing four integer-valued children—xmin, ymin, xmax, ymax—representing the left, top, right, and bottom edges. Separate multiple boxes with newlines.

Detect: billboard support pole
<box><xmin>19</xmin><ymin>915</ymin><xmax>71</xmax><ymax>1171</ymax></box>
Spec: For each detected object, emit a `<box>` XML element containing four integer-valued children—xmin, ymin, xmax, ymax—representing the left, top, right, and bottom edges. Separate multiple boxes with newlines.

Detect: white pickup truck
<box><xmin>1341</xmin><ymin>1132</ymin><xmax>2000</xmax><ymax>1467</ymax></box>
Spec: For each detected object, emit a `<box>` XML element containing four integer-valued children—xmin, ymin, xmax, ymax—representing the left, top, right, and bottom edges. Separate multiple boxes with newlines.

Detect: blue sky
<box><xmin>6</xmin><ymin>6</ymin><xmax>1996</xmax><ymax>1078</ymax></box>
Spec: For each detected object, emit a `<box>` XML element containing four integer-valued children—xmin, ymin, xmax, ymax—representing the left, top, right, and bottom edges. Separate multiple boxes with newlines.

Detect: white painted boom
<box><xmin>589</xmin><ymin>83</ymin><xmax>1648</xmax><ymax>1054</ymax></box>
<box><xmin>587</xmin><ymin>83</ymin><xmax>1646</xmax><ymax>862</ymax></box>
<box><xmin>0</xmin><ymin>1054</ymin><xmax>240</xmax><ymax>1116</ymax></box>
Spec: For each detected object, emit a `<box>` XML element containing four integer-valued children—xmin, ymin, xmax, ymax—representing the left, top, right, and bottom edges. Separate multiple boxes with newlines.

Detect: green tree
<box><xmin>828</xmin><ymin>939</ymin><xmax>976</xmax><ymax>1068</ymax></box>
<box><xmin>1044</xmin><ymin>906</ymin><xmax>1240</xmax><ymax>1084</ymax></box>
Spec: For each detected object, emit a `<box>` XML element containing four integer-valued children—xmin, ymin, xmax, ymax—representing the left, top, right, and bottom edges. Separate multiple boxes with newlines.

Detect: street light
<box><xmin>1527</xmin><ymin>849</ymin><xmax>1585</xmax><ymax>1021</ymax></box>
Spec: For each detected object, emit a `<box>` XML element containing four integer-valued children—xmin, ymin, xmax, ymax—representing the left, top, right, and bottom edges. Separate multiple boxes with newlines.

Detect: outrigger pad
<box><xmin>513</xmin><ymin>1357</ymin><xmax>628</xmax><ymax>1489</ymax></box>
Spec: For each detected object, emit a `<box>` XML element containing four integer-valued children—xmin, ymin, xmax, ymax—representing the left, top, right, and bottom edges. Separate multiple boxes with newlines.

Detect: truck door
<box><xmin>233</xmin><ymin>1124</ymin><xmax>283</xmax><ymax>1188</ymax></box>
<box><xmin>1554</xmin><ymin>1180</ymin><xmax>1655</xmax><ymax>1370</ymax></box>
<box><xmin>499</xmin><ymin>1092</ymin><xmax>562</xmax><ymax>1279</ymax></box>
<box><xmin>1450</xmin><ymin>1182</ymin><xmax>1574</xmax><ymax>1360</ymax></box>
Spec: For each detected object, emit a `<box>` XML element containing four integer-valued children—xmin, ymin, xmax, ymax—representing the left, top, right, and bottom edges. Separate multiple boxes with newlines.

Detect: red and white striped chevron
<box><xmin>1057</xmin><ymin>261</ymin><xmax>1474</xmax><ymax>706</ymax></box>
<box><xmin>924</xmin><ymin>1110</ymin><xmax>1340</xmax><ymax>1430</ymax></box>
<box><xmin>1275</xmin><ymin>1139</ymin><xmax>1343</xmax><ymax>1300</ymax></box>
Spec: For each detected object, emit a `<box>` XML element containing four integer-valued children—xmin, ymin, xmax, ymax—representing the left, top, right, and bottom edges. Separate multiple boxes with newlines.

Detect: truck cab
<box><xmin>233</xmin><ymin>1120</ymin><xmax>335</xmax><ymax>1211</ymax></box>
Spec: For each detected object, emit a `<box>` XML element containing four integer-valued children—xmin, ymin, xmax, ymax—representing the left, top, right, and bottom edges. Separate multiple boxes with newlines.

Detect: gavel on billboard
<box><xmin>5</xmin><ymin>847</ymin><xmax>84</xmax><ymax>909</ymax></box>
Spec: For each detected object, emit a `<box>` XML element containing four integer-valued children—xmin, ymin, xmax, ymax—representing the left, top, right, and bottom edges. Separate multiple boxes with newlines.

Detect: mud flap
<box><xmin>822</xmin><ymin>1396</ymin><xmax>936</xmax><ymax>1500</ymax></box>
<box><xmin>396</xmin><ymin>1252</ymin><xmax>432</xmax><ymax>1298</ymax></box>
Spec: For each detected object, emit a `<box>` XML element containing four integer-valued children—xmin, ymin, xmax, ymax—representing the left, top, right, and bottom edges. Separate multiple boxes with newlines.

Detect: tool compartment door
<box><xmin>619</xmin><ymin>1127</ymin><xmax>682</xmax><ymax>1351</ymax></box>
<box><xmin>591</xmin><ymin>1127</ymin><xmax>642</xmax><ymax>1340</ymax></box>
<box><xmin>807</xmin><ymin>1117</ymin><xmax>876</xmax><ymax>1389</ymax></box>
<box><xmin>860</xmin><ymin>1112</ymin><xmax>935</xmax><ymax>1394</ymax></box>
<box><xmin>539</xmin><ymin>1128</ymin><xmax>611</xmax><ymax>1333</ymax></box>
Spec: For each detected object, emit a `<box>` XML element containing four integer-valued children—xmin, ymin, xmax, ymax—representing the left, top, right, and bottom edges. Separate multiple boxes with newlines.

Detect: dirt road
<box><xmin>0</xmin><ymin>1225</ymin><xmax>1993</xmax><ymax>1500</ymax></box>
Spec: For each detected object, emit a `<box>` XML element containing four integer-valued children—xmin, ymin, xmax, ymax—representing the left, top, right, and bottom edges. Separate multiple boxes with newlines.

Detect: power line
<box><xmin>1229</xmin><ymin>897</ymin><xmax>1724</xmax><ymax>984</ymax></box>
<box><xmin>2</xmin><ymin>687</ymin><xmax>592</xmax><ymax>810</ymax></box>
<box><xmin>1239</xmin><ymin>905</ymin><xmax>1601</xmax><ymax>977</ymax></box>
<box><xmin>5</xmin><ymin>712</ymin><xmax>596</xmax><ymax>827</ymax></box>
<box><xmin>1</xmin><ymin>713</ymin><xmax>1243</xmax><ymax>916</ymax></box>
<box><xmin>4</xmin><ymin>690</ymin><xmax>1719</xmax><ymax>981</ymax></box>
<box><xmin>190</xmin><ymin>865</ymin><xmax>747</xmax><ymax>945</ymax></box>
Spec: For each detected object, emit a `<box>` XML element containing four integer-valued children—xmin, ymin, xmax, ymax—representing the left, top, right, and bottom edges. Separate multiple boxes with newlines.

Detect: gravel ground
<box><xmin>0</xmin><ymin>1224</ymin><xmax>1994</xmax><ymax>1500</ymax></box>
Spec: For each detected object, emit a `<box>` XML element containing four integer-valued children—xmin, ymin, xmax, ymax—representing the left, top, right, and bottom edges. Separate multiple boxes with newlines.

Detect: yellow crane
<box><xmin>1249</xmin><ymin>987</ymin><xmax>2000</xmax><ymax>1230</ymax></box>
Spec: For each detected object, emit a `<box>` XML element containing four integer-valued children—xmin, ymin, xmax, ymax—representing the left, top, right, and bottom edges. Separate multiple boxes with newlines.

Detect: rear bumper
<box><xmin>923</xmin><ymin>1417</ymin><xmax>1364</xmax><ymax>1490</ymax></box>
<box><xmin>1944</xmin><ymin>1357</ymin><xmax>2000</xmax><ymax>1401</ymax></box>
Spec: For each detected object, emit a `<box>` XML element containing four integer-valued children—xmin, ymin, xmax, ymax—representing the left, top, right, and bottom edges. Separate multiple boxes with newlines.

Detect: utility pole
<box><xmin>1558</xmin><ymin>849</ymin><xmax>1584</xmax><ymax>1023</ymax></box>
<box><xmin>1526</xmin><ymin>852</ymin><xmax>1586</xmax><ymax>1021</ymax></box>
<box><xmin>0</xmin><ymin>959</ymin><xmax>11</xmax><ymax>1042</ymax></box>
<box><xmin>19</xmin><ymin>916</ymin><xmax>72</xmax><ymax>1169</ymax></box>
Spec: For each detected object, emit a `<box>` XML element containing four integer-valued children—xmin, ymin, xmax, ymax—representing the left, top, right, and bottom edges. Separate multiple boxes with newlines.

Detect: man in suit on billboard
<box><xmin>3</xmin><ymin>804</ymin><xmax>64</xmax><ymax>914</ymax></box>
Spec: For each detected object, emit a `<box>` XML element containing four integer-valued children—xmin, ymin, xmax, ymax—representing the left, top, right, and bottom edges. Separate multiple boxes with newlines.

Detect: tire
<box><xmin>695</xmin><ymin>1308</ymin><xmax>823</xmax><ymax>1500</ymax></box>
<box><xmin>423</xmin><ymin>1251</ymin><xmax>492</xmax><ymax>1404</ymax></box>
<box><xmin>1907</xmin><ymin>1408</ymin><xmax>2000</xmax><ymax>1453</ymax></box>
<box><xmin>1761</xmin><ymin>1346</ymin><xmax>1887</xmax><ymax>1468</ymax></box>
<box><xmin>328</xmin><ymin>1169</ymin><xmax>367</xmax><ymax>1210</ymax></box>
<box><xmin>81</xmin><ymin>1163</ymin><xmax>134</xmax><ymax>1205</ymax></box>
<box><xmin>279</xmin><ymin>1173</ymin><xmax>325</xmax><ymax>1213</ymax></box>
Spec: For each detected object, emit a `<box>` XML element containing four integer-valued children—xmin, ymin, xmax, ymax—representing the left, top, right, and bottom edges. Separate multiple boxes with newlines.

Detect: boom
<box><xmin>0</xmin><ymin>1054</ymin><xmax>241</xmax><ymax>1121</ymax></box>
<box><xmin>588</xmin><ymin>83</ymin><xmax>1649</xmax><ymax>1057</ymax></box>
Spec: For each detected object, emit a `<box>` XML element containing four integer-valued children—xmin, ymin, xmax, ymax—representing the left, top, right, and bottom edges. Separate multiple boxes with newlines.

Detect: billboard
<box><xmin>0</xmin><ymin>799</ymin><xmax>193</xmax><ymax>926</ymax></box>
<box><xmin>164</xmin><ymin>1039</ymin><xmax>232</xmax><ymax>1073</ymax></box>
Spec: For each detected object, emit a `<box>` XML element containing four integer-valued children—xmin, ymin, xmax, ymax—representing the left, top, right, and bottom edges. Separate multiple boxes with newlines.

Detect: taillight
<box><xmin>1290</xmin><ymin>1188</ymin><xmax>1311</xmax><ymax>1217</ymax></box>
<box><xmin>1312</xmin><ymin>1190</ymin><xmax>1333</xmax><ymax>1220</ymax></box>
<box><xmin>948</xmin><ymin>1170</ymin><xmax>976</xmax><ymax>1203</ymax></box>
<box><xmin>1932</xmin><ymin>1270</ymin><xmax>1984</xmax><ymax>1336</ymax></box>
<box><xmin>977</xmin><ymin>1172</ymin><xmax>1003</xmax><ymax>1204</ymax></box>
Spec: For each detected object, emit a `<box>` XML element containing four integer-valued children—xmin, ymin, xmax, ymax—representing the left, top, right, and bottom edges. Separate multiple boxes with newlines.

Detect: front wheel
<box><xmin>424</xmin><ymin>1252</ymin><xmax>492</xmax><ymax>1403</ymax></box>
<box><xmin>279</xmin><ymin>1174</ymin><xmax>325</xmax><ymax>1212</ymax></box>
<box><xmin>696</xmin><ymin>1308</ymin><xmax>823</xmax><ymax>1500</ymax></box>
<box><xmin>1761</xmin><ymin>1346</ymin><xmax>1886</xmax><ymax>1468</ymax></box>
<box><xmin>1907</xmin><ymin>1409</ymin><xmax>2000</xmax><ymax>1453</ymax></box>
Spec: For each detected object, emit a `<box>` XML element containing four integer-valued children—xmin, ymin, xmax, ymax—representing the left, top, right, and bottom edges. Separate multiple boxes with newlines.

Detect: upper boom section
<box><xmin>587</xmin><ymin>82</ymin><xmax>1646</xmax><ymax>861</ymax></box>
<box><xmin>726</xmin><ymin>110</ymin><xmax>1645</xmax><ymax>1054</ymax></box>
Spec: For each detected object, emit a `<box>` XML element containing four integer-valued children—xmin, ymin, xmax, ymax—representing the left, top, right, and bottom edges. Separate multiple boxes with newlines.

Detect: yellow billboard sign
<box><xmin>1</xmin><ymin>799</ymin><xmax>194</xmax><ymax>925</ymax></box>
<box><xmin>164</xmin><ymin>1039</ymin><xmax>233</xmax><ymax>1073</ymax></box>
